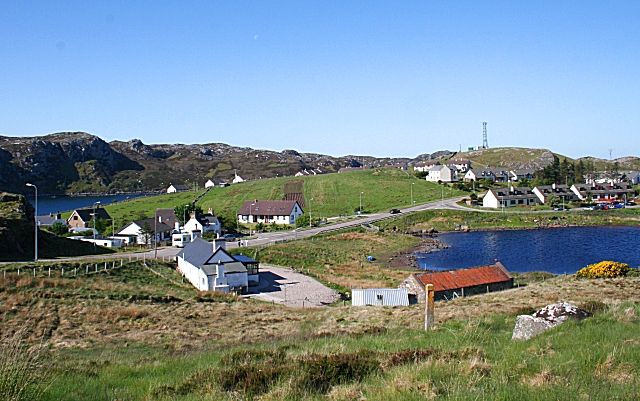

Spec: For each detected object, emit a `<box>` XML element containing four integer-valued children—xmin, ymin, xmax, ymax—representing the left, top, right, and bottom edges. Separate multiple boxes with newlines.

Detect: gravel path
<box><xmin>246</xmin><ymin>265</ymin><xmax>341</xmax><ymax>308</ymax></box>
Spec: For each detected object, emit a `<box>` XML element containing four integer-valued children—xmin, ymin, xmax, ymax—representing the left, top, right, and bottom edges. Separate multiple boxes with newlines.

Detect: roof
<box><xmin>177</xmin><ymin>237</ymin><xmax>217</xmax><ymax>268</ymax></box>
<box><xmin>37</xmin><ymin>216</ymin><xmax>57</xmax><ymax>226</ymax></box>
<box><xmin>170</xmin><ymin>184</ymin><xmax>190</xmax><ymax>190</ymax></box>
<box><xmin>416</xmin><ymin>263</ymin><xmax>512</xmax><ymax>292</ymax></box>
<box><xmin>233</xmin><ymin>254</ymin><xmax>258</xmax><ymax>264</ymax></box>
<box><xmin>195</xmin><ymin>214</ymin><xmax>219</xmax><ymax>226</ymax></box>
<box><xmin>428</xmin><ymin>164</ymin><xmax>455</xmax><ymax>172</ymax></box>
<box><xmin>71</xmin><ymin>207</ymin><xmax>112</xmax><ymax>222</ymax></box>
<box><xmin>414</xmin><ymin>161</ymin><xmax>440</xmax><ymax>167</ymax></box>
<box><xmin>238</xmin><ymin>200</ymin><xmax>302</xmax><ymax>216</ymax></box>
<box><xmin>489</xmin><ymin>187</ymin><xmax>536</xmax><ymax>200</ymax></box>
<box><xmin>117</xmin><ymin>218</ymin><xmax>172</xmax><ymax>234</ymax></box>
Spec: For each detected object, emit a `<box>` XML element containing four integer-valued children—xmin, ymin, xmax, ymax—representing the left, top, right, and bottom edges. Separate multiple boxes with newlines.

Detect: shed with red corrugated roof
<box><xmin>398</xmin><ymin>262</ymin><xmax>513</xmax><ymax>303</ymax></box>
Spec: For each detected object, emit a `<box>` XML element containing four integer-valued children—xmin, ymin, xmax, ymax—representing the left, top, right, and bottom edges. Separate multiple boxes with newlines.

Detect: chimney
<box><xmin>208</xmin><ymin>207</ymin><xmax>213</xmax><ymax>215</ymax></box>
<box><xmin>56</xmin><ymin>213</ymin><xmax>62</xmax><ymax>220</ymax></box>
<box><xmin>216</xmin><ymin>264</ymin><xmax>225</xmax><ymax>279</ymax></box>
<box><xmin>175</xmin><ymin>221</ymin><xmax>181</xmax><ymax>231</ymax></box>
<box><xmin>552</xmin><ymin>183</ymin><xmax>556</xmax><ymax>190</ymax></box>
<box><xmin>213</xmin><ymin>239</ymin><xmax>226</xmax><ymax>251</ymax></box>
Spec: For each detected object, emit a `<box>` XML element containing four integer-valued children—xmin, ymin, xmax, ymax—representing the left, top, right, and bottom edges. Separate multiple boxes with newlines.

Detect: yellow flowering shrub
<box><xmin>575</xmin><ymin>261</ymin><xmax>630</xmax><ymax>279</ymax></box>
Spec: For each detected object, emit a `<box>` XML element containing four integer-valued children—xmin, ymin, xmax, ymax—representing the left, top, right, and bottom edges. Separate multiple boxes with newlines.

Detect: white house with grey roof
<box><xmin>425</xmin><ymin>165</ymin><xmax>458</xmax><ymax>183</ymax></box>
<box><xmin>237</xmin><ymin>200</ymin><xmax>303</xmax><ymax>225</ymax></box>
<box><xmin>176</xmin><ymin>238</ymin><xmax>259</xmax><ymax>294</ymax></box>
<box><xmin>183</xmin><ymin>208</ymin><xmax>222</xmax><ymax>235</ymax></box>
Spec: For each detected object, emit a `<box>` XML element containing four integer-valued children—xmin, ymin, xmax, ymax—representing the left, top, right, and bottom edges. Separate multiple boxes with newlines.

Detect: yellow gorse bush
<box><xmin>576</xmin><ymin>261</ymin><xmax>630</xmax><ymax>279</ymax></box>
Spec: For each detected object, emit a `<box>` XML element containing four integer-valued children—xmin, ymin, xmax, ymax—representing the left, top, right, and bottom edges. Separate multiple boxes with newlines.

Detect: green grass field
<box><xmin>92</xmin><ymin>168</ymin><xmax>468</xmax><ymax>232</ymax></box>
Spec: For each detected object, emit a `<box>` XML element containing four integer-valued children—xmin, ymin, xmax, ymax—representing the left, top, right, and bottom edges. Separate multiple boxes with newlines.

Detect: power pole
<box><xmin>609</xmin><ymin>149</ymin><xmax>613</xmax><ymax>160</ymax></box>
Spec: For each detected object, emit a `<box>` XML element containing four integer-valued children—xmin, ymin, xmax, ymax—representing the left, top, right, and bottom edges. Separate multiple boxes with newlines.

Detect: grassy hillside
<box><xmin>3</xmin><ymin>258</ymin><xmax>640</xmax><ymax>400</ymax></box>
<box><xmin>96</xmin><ymin>168</ymin><xmax>468</xmax><ymax>232</ymax></box>
<box><xmin>457</xmin><ymin>147</ymin><xmax>562</xmax><ymax>170</ymax></box>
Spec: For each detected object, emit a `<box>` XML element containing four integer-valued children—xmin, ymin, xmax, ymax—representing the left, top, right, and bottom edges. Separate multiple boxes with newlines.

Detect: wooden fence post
<box><xmin>425</xmin><ymin>284</ymin><xmax>434</xmax><ymax>331</ymax></box>
<box><xmin>33</xmin><ymin>268</ymin><xmax>36</xmax><ymax>278</ymax></box>
<box><xmin>48</xmin><ymin>267</ymin><xmax>51</xmax><ymax>277</ymax></box>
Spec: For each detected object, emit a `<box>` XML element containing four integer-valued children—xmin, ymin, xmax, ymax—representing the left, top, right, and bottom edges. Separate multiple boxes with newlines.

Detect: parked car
<box><xmin>220</xmin><ymin>234</ymin><xmax>236</xmax><ymax>242</ymax></box>
<box><xmin>553</xmin><ymin>206</ymin><xmax>568</xmax><ymax>211</ymax></box>
<box><xmin>583</xmin><ymin>206</ymin><xmax>595</xmax><ymax>211</ymax></box>
<box><xmin>626</xmin><ymin>201</ymin><xmax>637</xmax><ymax>206</ymax></box>
<box><xmin>389</xmin><ymin>208</ymin><xmax>401</xmax><ymax>214</ymax></box>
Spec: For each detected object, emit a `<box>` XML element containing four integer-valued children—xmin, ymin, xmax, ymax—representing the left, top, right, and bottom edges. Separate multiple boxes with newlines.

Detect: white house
<box><xmin>176</xmin><ymin>238</ymin><xmax>259</xmax><ymax>293</ymax></box>
<box><xmin>509</xmin><ymin>169</ymin><xmax>535</xmax><ymax>182</ymax></box>
<box><xmin>115</xmin><ymin>217</ymin><xmax>174</xmax><ymax>245</ymax></box>
<box><xmin>482</xmin><ymin>187</ymin><xmax>538</xmax><ymax>209</ymax></box>
<box><xmin>69</xmin><ymin>236</ymin><xmax>123</xmax><ymax>248</ymax></box>
<box><xmin>425</xmin><ymin>165</ymin><xmax>458</xmax><ymax>183</ymax></box>
<box><xmin>570</xmin><ymin>183</ymin><xmax>634</xmax><ymax>202</ymax></box>
<box><xmin>167</xmin><ymin>184</ymin><xmax>190</xmax><ymax>193</ymax></box>
<box><xmin>36</xmin><ymin>213</ymin><xmax>67</xmax><ymax>228</ymax></box>
<box><xmin>464</xmin><ymin>168</ymin><xmax>510</xmax><ymax>183</ymax></box>
<box><xmin>623</xmin><ymin>171</ymin><xmax>640</xmax><ymax>185</ymax></box>
<box><xmin>237</xmin><ymin>200</ymin><xmax>304</xmax><ymax>225</ymax></box>
<box><xmin>204</xmin><ymin>179</ymin><xmax>229</xmax><ymax>188</ymax></box>
<box><xmin>183</xmin><ymin>208</ymin><xmax>222</xmax><ymax>235</ymax></box>
<box><xmin>447</xmin><ymin>158</ymin><xmax>472</xmax><ymax>173</ymax></box>
<box><xmin>532</xmin><ymin>184</ymin><xmax>577</xmax><ymax>204</ymax></box>
<box><xmin>413</xmin><ymin>161</ymin><xmax>440</xmax><ymax>172</ymax></box>
<box><xmin>232</xmin><ymin>174</ymin><xmax>245</xmax><ymax>184</ymax></box>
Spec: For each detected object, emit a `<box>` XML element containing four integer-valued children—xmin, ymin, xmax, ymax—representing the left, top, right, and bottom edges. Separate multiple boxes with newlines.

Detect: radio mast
<box><xmin>482</xmin><ymin>122</ymin><xmax>489</xmax><ymax>149</ymax></box>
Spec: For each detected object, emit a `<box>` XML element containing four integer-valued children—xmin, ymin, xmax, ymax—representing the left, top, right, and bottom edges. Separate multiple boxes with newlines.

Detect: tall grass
<box><xmin>0</xmin><ymin>325</ymin><xmax>48</xmax><ymax>401</ymax></box>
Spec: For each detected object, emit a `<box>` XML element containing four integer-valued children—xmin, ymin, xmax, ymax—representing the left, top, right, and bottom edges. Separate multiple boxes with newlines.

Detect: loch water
<box><xmin>27</xmin><ymin>194</ymin><xmax>147</xmax><ymax>216</ymax></box>
<box><xmin>416</xmin><ymin>226</ymin><xmax>640</xmax><ymax>274</ymax></box>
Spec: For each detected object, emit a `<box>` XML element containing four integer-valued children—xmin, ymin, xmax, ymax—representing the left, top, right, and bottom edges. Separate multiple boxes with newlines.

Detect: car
<box><xmin>626</xmin><ymin>201</ymin><xmax>637</xmax><ymax>206</ymax></box>
<box><xmin>583</xmin><ymin>206</ymin><xmax>595</xmax><ymax>211</ymax></box>
<box><xmin>553</xmin><ymin>206</ymin><xmax>568</xmax><ymax>211</ymax></box>
<box><xmin>389</xmin><ymin>208</ymin><xmax>401</xmax><ymax>214</ymax></box>
<box><xmin>220</xmin><ymin>234</ymin><xmax>236</xmax><ymax>242</ymax></box>
<box><xmin>614</xmin><ymin>204</ymin><xmax>625</xmax><ymax>209</ymax></box>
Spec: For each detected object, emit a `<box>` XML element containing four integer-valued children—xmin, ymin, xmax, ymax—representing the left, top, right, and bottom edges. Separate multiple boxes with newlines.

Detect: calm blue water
<box><xmin>416</xmin><ymin>226</ymin><xmax>640</xmax><ymax>274</ymax></box>
<box><xmin>26</xmin><ymin>194</ymin><xmax>147</xmax><ymax>216</ymax></box>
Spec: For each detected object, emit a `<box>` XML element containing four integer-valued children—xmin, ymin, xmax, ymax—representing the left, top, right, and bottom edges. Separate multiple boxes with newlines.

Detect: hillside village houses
<box><xmin>482</xmin><ymin>187</ymin><xmax>539</xmax><ymax>208</ymax></box>
<box><xmin>36</xmin><ymin>213</ymin><xmax>67</xmax><ymax>228</ymax></box>
<box><xmin>115</xmin><ymin>217</ymin><xmax>173</xmax><ymax>245</ymax></box>
<box><xmin>183</xmin><ymin>208</ymin><xmax>222</xmax><ymax>235</ymax></box>
<box><xmin>238</xmin><ymin>200</ymin><xmax>304</xmax><ymax>225</ymax></box>
<box><xmin>570</xmin><ymin>182</ymin><xmax>634</xmax><ymax>203</ymax></box>
<box><xmin>623</xmin><ymin>171</ymin><xmax>640</xmax><ymax>185</ymax></box>
<box><xmin>67</xmin><ymin>207</ymin><xmax>112</xmax><ymax>229</ymax></box>
<box><xmin>204</xmin><ymin>179</ymin><xmax>229</xmax><ymax>188</ymax></box>
<box><xmin>177</xmin><ymin>238</ymin><xmax>259</xmax><ymax>294</ymax></box>
<box><xmin>167</xmin><ymin>184</ymin><xmax>190</xmax><ymax>193</ymax></box>
<box><xmin>532</xmin><ymin>184</ymin><xmax>578</xmax><ymax>205</ymax></box>
<box><xmin>447</xmin><ymin>158</ymin><xmax>472</xmax><ymax>173</ymax></box>
<box><xmin>425</xmin><ymin>165</ymin><xmax>458</xmax><ymax>183</ymax></box>
<box><xmin>413</xmin><ymin>160</ymin><xmax>440</xmax><ymax>172</ymax></box>
<box><xmin>232</xmin><ymin>173</ymin><xmax>245</xmax><ymax>184</ymax></box>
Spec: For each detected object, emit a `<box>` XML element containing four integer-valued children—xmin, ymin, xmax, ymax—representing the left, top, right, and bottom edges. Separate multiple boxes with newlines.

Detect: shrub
<box><xmin>0</xmin><ymin>326</ymin><xmax>48</xmax><ymax>401</ymax></box>
<box><xmin>575</xmin><ymin>261</ymin><xmax>630</xmax><ymax>279</ymax></box>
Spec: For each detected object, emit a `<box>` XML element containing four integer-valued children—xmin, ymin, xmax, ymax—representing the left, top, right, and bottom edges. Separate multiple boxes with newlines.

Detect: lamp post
<box><xmin>441</xmin><ymin>184</ymin><xmax>444</xmax><ymax>207</ymax></box>
<box><xmin>92</xmin><ymin>201</ymin><xmax>100</xmax><ymax>253</ymax></box>
<box><xmin>309</xmin><ymin>198</ymin><xmax>313</xmax><ymax>227</ymax></box>
<box><xmin>359</xmin><ymin>192</ymin><xmax>363</xmax><ymax>215</ymax></box>
<box><xmin>154</xmin><ymin>209</ymin><xmax>158</xmax><ymax>259</ymax></box>
<box><xmin>25</xmin><ymin>183</ymin><xmax>37</xmax><ymax>261</ymax></box>
<box><xmin>411</xmin><ymin>183</ymin><xmax>414</xmax><ymax>206</ymax></box>
<box><xmin>249</xmin><ymin>203</ymin><xmax>255</xmax><ymax>235</ymax></box>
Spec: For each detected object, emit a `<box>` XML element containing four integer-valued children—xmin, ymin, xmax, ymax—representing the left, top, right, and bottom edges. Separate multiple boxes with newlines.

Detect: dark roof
<box><xmin>416</xmin><ymin>263</ymin><xmax>512</xmax><ymax>292</ymax></box>
<box><xmin>238</xmin><ymin>200</ymin><xmax>302</xmax><ymax>216</ymax></box>
<box><xmin>195</xmin><ymin>214</ymin><xmax>219</xmax><ymax>226</ymax></box>
<box><xmin>170</xmin><ymin>184</ymin><xmax>190</xmax><ymax>190</ymax></box>
<box><xmin>233</xmin><ymin>254</ymin><xmax>258</xmax><ymax>264</ymax></box>
<box><xmin>72</xmin><ymin>207</ymin><xmax>112</xmax><ymax>222</ymax></box>
<box><xmin>177</xmin><ymin>238</ymin><xmax>216</xmax><ymax>268</ymax></box>
<box><xmin>489</xmin><ymin>187</ymin><xmax>536</xmax><ymax>200</ymax></box>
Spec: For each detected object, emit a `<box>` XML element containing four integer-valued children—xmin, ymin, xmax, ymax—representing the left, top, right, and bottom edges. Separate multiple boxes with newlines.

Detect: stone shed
<box><xmin>399</xmin><ymin>262</ymin><xmax>513</xmax><ymax>303</ymax></box>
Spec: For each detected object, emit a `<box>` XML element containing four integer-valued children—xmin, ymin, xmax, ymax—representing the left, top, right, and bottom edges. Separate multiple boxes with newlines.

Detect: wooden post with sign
<box><xmin>424</xmin><ymin>284</ymin><xmax>434</xmax><ymax>331</ymax></box>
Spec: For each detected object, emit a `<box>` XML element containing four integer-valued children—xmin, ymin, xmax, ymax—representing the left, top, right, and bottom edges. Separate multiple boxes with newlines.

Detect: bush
<box><xmin>576</xmin><ymin>261</ymin><xmax>631</xmax><ymax>279</ymax></box>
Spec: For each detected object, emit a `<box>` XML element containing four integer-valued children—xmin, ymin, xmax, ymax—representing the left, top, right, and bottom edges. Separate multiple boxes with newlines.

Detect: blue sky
<box><xmin>1</xmin><ymin>1</ymin><xmax>639</xmax><ymax>159</ymax></box>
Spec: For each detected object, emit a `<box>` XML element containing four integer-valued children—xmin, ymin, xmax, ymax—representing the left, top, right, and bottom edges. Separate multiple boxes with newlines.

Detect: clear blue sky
<box><xmin>1</xmin><ymin>1</ymin><xmax>639</xmax><ymax>159</ymax></box>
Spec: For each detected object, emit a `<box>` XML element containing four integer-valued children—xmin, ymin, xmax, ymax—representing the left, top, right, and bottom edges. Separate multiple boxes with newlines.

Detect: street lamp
<box><xmin>441</xmin><ymin>184</ymin><xmax>444</xmax><ymax>207</ymax></box>
<box><xmin>154</xmin><ymin>209</ymin><xmax>158</xmax><ymax>259</ymax></box>
<box><xmin>92</xmin><ymin>201</ymin><xmax>100</xmax><ymax>253</ymax></box>
<box><xmin>249</xmin><ymin>203</ymin><xmax>255</xmax><ymax>235</ymax></box>
<box><xmin>25</xmin><ymin>183</ymin><xmax>37</xmax><ymax>261</ymax></box>
<box><xmin>359</xmin><ymin>192</ymin><xmax>363</xmax><ymax>215</ymax></box>
<box><xmin>309</xmin><ymin>198</ymin><xmax>313</xmax><ymax>227</ymax></box>
<box><xmin>411</xmin><ymin>183</ymin><xmax>414</xmax><ymax>205</ymax></box>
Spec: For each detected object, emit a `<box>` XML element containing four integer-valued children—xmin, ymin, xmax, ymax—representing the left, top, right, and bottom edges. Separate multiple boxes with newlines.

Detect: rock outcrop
<box><xmin>512</xmin><ymin>302</ymin><xmax>592</xmax><ymax>340</ymax></box>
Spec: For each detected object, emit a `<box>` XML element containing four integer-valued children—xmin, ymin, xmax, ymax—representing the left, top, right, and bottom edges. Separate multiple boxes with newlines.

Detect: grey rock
<box><xmin>512</xmin><ymin>302</ymin><xmax>592</xmax><ymax>340</ymax></box>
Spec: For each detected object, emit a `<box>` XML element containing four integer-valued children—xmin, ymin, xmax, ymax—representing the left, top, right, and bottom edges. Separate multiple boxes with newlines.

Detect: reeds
<box><xmin>0</xmin><ymin>325</ymin><xmax>48</xmax><ymax>401</ymax></box>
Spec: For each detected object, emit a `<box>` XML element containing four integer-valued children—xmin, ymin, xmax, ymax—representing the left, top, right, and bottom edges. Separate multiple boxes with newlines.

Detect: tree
<box><xmin>296</xmin><ymin>214</ymin><xmax>310</xmax><ymax>228</ymax></box>
<box><xmin>50</xmin><ymin>222</ymin><xmax>69</xmax><ymax>236</ymax></box>
<box><xmin>140</xmin><ymin>222</ymin><xmax>154</xmax><ymax>245</ymax></box>
<box><xmin>269</xmin><ymin>221</ymin><xmax>278</xmax><ymax>232</ymax></box>
<box><xmin>174</xmin><ymin>204</ymin><xmax>204</xmax><ymax>225</ymax></box>
<box><xmin>546</xmin><ymin>193</ymin><xmax>560</xmax><ymax>208</ymax></box>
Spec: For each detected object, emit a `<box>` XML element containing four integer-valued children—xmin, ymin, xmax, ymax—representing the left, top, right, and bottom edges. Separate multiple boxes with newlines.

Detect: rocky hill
<box><xmin>0</xmin><ymin>132</ymin><xmax>448</xmax><ymax>194</ymax></box>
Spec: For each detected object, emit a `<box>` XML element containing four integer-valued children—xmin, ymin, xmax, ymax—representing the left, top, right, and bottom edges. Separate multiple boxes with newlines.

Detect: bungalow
<box><xmin>338</xmin><ymin>166</ymin><xmax>365</xmax><ymax>173</ymax></box>
<box><xmin>295</xmin><ymin>168</ymin><xmax>327</xmax><ymax>176</ymax></box>
<box><xmin>482</xmin><ymin>187</ymin><xmax>538</xmax><ymax>208</ymax></box>
<box><xmin>204</xmin><ymin>179</ymin><xmax>229</xmax><ymax>188</ymax></box>
<box><xmin>447</xmin><ymin>158</ymin><xmax>472</xmax><ymax>173</ymax></box>
<box><xmin>383</xmin><ymin>163</ymin><xmax>408</xmax><ymax>171</ymax></box>
<box><xmin>623</xmin><ymin>171</ymin><xmax>640</xmax><ymax>185</ymax></box>
<box><xmin>425</xmin><ymin>165</ymin><xmax>458</xmax><ymax>183</ymax></box>
<box><xmin>413</xmin><ymin>161</ymin><xmax>440</xmax><ymax>172</ymax></box>
<box><xmin>532</xmin><ymin>184</ymin><xmax>578</xmax><ymax>204</ymax></box>
<box><xmin>352</xmin><ymin>288</ymin><xmax>409</xmax><ymax>307</ymax></box>
<box><xmin>464</xmin><ymin>168</ymin><xmax>510</xmax><ymax>183</ymax></box>
<box><xmin>184</xmin><ymin>208</ymin><xmax>222</xmax><ymax>235</ymax></box>
<box><xmin>176</xmin><ymin>238</ymin><xmax>259</xmax><ymax>293</ymax></box>
<box><xmin>570</xmin><ymin>183</ymin><xmax>634</xmax><ymax>202</ymax></box>
<box><xmin>509</xmin><ymin>169</ymin><xmax>535</xmax><ymax>182</ymax></box>
<box><xmin>237</xmin><ymin>200</ymin><xmax>304</xmax><ymax>225</ymax></box>
<box><xmin>67</xmin><ymin>208</ymin><xmax>112</xmax><ymax>229</ymax></box>
<box><xmin>167</xmin><ymin>184</ymin><xmax>190</xmax><ymax>193</ymax></box>
<box><xmin>399</xmin><ymin>262</ymin><xmax>513</xmax><ymax>303</ymax></box>
<box><xmin>155</xmin><ymin>208</ymin><xmax>179</xmax><ymax>229</ymax></box>
<box><xmin>115</xmin><ymin>217</ymin><xmax>173</xmax><ymax>245</ymax></box>
<box><xmin>232</xmin><ymin>174</ymin><xmax>245</xmax><ymax>184</ymax></box>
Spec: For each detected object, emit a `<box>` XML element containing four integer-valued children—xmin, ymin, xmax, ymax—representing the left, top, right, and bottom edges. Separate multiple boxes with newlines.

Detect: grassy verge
<box><xmin>376</xmin><ymin>208</ymin><xmax>640</xmax><ymax>233</ymax></box>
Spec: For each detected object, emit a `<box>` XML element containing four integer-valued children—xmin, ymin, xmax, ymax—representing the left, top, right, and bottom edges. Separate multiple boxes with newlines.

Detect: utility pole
<box><xmin>25</xmin><ymin>183</ymin><xmax>37</xmax><ymax>261</ymax></box>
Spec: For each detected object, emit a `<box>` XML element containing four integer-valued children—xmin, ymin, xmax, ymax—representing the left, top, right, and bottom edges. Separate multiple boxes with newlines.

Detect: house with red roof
<box><xmin>399</xmin><ymin>262</ymin><xmax>513</xmax><ymax>303</ymax></box>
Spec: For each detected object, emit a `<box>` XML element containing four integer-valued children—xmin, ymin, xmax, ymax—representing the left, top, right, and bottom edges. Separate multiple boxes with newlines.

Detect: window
<box><xmin>376</xmin><ymin>294</ymin><xmax>383</xmax><ymax>301</ymax></box>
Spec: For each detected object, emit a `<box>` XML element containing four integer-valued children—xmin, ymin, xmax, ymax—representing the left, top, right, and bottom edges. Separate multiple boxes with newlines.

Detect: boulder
<box><xmin>512</xmin><ymin>302</ymin><xmax>592</xmax><ymax>340</ymax></box>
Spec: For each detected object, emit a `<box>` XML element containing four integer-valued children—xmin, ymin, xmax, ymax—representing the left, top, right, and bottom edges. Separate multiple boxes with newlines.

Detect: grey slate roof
<box><xmin>73</xmin><ymin>208</ymin><xmax>112</xmax><ymax>222</ymax></box>
<box><xmin>195</xmin><ymin>214</ymin><xmax>219</xmax><ymax>226</ymax></box>
<box><xmin>177</xmin><ymin>238</ymin><xmax>248</xmax><ymax>276</ymax></box>
<box><xmin>233</xmin><ymin>254</ymin><xmax>258</xmax><ymax>264</ymax></box>
<box><xmin>238</xmin><ymin>200</ymin><xmax>302</xmax><ymax>216</ymax></box>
